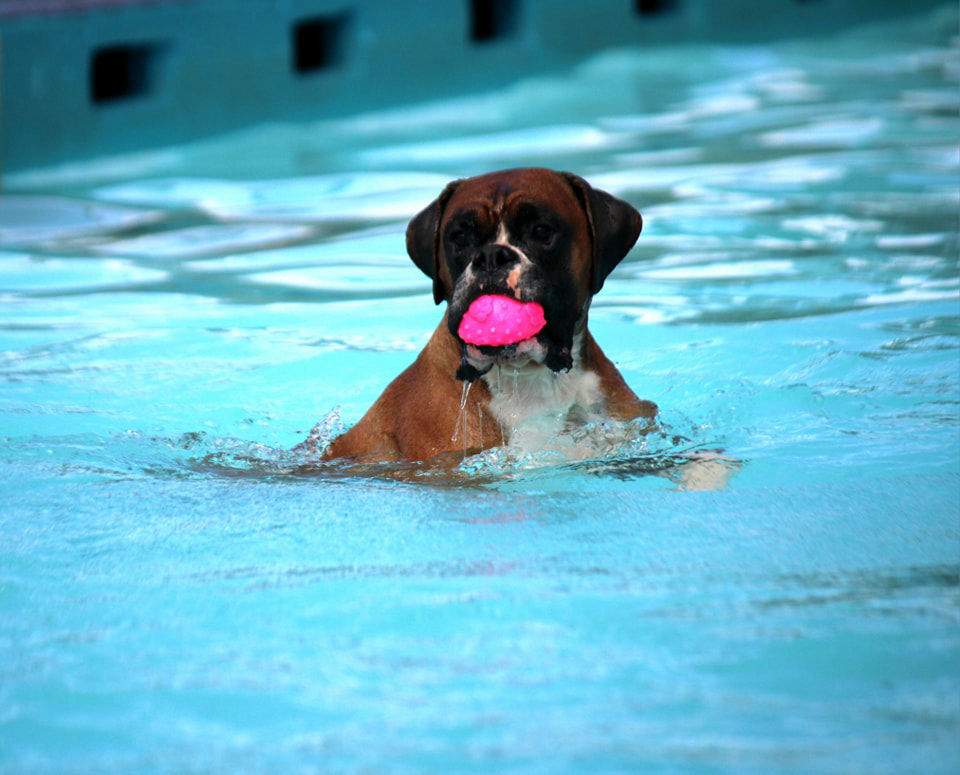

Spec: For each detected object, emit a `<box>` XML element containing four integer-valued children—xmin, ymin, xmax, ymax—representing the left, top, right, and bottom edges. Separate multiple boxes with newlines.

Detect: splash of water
<box><xmin>292</xmin><ymin>407</ymin><xmax>346</xmax><ymax>460</ymax></box>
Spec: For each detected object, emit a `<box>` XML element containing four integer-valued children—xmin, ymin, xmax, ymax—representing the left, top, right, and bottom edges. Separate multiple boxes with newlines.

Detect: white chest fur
<box><xmin>482</xmin><ymin>362</ymin><xmax>605</xmax><ymax>451</ymax></box>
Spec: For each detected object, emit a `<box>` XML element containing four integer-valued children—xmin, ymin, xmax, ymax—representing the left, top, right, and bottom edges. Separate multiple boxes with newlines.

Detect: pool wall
<box><xmin>0</xmin><ymin>0</ymin><xmax>946</xmax><ymax>174</ymax></box>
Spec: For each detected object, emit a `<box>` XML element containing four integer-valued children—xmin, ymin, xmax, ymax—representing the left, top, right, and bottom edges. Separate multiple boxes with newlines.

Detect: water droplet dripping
<box><xmin>451</xmin><ymin>379</ymin><xmax>473</xmax><ymax>445</ymax></box>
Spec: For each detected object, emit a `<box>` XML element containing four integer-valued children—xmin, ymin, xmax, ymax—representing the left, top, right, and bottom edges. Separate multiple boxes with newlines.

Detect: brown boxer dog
<box><xmin>320</xmin><ymin>168</ymin><xmax>657</xmax><ymax>463</ymax></box>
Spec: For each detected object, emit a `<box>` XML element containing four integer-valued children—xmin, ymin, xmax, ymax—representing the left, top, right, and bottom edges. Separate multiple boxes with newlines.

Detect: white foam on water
<box><xmin>0</xmin><ymin>196</ymin><xmax>164</xmax><ymax>247</ymax></box>
<box><xmin>758</xmin><ymin>117</ymin><xmax>885</xmax><ymax>148</ymax></box>
<box><xmin>94</xmin><ymin>224</ymin><xmax>315</xmax><ymax>259</ymax></box>
<box><xmin>898</xmin><ymin>88</ymin><xmax>960</xmax><ymax>114</ymax></box>
<box><xmin>94</xmin><ymin>178</ymin><xmax>247</xmax><ymax>208</ymax></box>
<box><xmin>639</xmin><ymin>260</ymin><xmax>797</xmax><ymax>281</ymax></box>
<box><xmin>677</xmin><ymin>93</ymin><xmax>762</xmax><ymax>119</ymax></box>
<box><xmin>605</xmin><ymin>307</ymin><xmax>672</xmax><ymax>325</ymax></box>
<box><xmin>95</xmin><ymin>173</ymin><xmax>450</xmax><ymax>223</ymax></box>
<box><xmin>245</xmin><ymin>265</ymin><xmax>427</xmax><ymax>294</ymax></box>
<box><xmin>856</xmin><ymin>271</ymin><xmax>960</xmax><ymax>308</ymax></box>
<box><xmin>4</xmin><ymin>149</ymin><xmax>184</xmax><ymax>190</ymax></box>
<box><xmin>0</xmin><ymin>253</ymin><xmax>167</xmax><ymax>292</ymax></box>
<box><xmin>880</xmin><ymin>254</ymin><xmax>948</xmax><ymax>272</ymax></box>
<box><xmin>604</xmin><ymin>147</ymin><xmax>704</xmax><ymax>166</ymax></box>
<box><xmin>783</xmin><ymin>214</ymin><xmax>885</xmax><ymax>242</ymax></box>
<box><xmin>601</xmin><ymin>155</ymin><xmax>846</xmax><ymax>200</ymax></box>
<box><xmin>360</xmin><ymin>125</ymin><xmax>617</xmax><ymax>164</ymax></box>
<box><xmin>748</xmin><ymin>68</ymin><xmax>825</xmax><ymax>102</ymax></box>
<box><xmin>590</xmin><ymin>163</ymin><xmax>736</xmax><ymax>194</ymax></box>
<box><xmin>182</xmin><ymin>227</ymin><xmax>408</xmax><ymax>274</ymax></box>
<box><xmin>649</xmin><ymin>190</ymin><xmax>780</xmax><ymax>216</ymax></box>
<box><xmin>858</xmin><ymin>286</ymin><xmax>960</xmax><ymax>307</ymax></box>
<box><xmin>875</xmin><ymin>233</ymin><xmax>947</xmax><ymax>249</ymax></box>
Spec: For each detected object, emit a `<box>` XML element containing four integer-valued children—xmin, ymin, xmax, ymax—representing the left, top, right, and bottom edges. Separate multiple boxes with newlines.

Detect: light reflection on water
<box><xmin>1</xmin><ymin>6</ymin><xmax>958</xmax><ymax>774</ymax></box>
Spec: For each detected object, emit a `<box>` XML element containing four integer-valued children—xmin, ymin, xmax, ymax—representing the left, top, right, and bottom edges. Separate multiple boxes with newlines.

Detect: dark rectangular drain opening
<box><xmin>293</xmin><ymin>13</ymin><xmax>352</xmax><ymax>73</ymax></box>
<box><xmin>470</xmin><ymin>0</ymin><xmax>520</xmax><ymax>43</ymax></box>
<box><xmin>634</xmin><ymin>0</ymin><xmax>677</xmax><ymax>15</ymax></box>
<box><xmin>90</xmin><ymin>44</ymin><xmax>160</xmax><ymax>104</ymax></box>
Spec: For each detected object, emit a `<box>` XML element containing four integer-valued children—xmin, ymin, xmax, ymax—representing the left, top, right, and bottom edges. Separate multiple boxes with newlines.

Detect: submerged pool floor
<box><xmin>1</xmin><ymin>6</ymin><xmax>959</xmax><ymax>774</ymax></box>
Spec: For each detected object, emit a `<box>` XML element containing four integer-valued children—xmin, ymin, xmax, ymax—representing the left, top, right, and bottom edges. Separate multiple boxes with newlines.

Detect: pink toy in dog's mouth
<box><xmin>457</xmin><ymin>294</ymin><xmax>546</xmax><ymax>346</ymax></box>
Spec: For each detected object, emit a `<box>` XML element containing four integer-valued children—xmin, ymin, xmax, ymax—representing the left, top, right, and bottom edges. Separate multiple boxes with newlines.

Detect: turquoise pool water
<box><xmin>2</xmin><ymin>7</ymin><xmax>959</xmax><ymax>773</ymax></box>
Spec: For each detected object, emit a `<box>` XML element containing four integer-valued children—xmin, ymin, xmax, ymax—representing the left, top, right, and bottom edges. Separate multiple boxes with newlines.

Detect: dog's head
<box><xmin>407</xmin><ymin>168</ymin><xmax>642</xmax><ymax>380</ymax></box>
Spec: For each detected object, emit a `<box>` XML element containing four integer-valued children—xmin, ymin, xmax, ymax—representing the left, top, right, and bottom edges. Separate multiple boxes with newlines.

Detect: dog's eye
<box><xmin>531</xmin><ymin>223</ymin><xmax>556</xmax><ymax>244</ymax></box>
<box><xmin>449</xmin><ymin>228</ymin><xmax>472</xmax><ymax>250</ymax></box>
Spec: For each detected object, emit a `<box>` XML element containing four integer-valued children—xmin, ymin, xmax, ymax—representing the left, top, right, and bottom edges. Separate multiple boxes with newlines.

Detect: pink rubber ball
<box><xmin>457</xmin><ymin>294</ymin><xmax>546</xmax><ymax>346</ymax></box>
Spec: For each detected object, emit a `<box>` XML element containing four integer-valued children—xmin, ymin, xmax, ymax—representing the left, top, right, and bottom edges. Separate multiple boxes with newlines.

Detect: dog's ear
<box><xmin>561</xmin><ymin>172</ymin><xmax>642</xmax><ymax>294</ymax></box>
<box><xmin>406</xmin><ymin>180</ymin><xmax>461</xmax><ymax>305</ymax></box>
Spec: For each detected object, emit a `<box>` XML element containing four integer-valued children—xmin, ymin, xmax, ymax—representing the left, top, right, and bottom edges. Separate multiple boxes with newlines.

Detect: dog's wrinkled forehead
<box><xmin>441</xmin><ymin>169</ymin><xmax>586</xmax><ymax>236</ymax></box>
<box><xmin>407</xmin><ymin>166</ymin><xmax>642</xmax><ymax>305</ymax></box>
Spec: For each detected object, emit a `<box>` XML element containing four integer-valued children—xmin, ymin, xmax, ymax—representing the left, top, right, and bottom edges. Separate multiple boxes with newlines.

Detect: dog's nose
<box><xmin>473</xmin><ymin>244</ymin><xmax>517</xmax><ymax>273</ymax></box>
